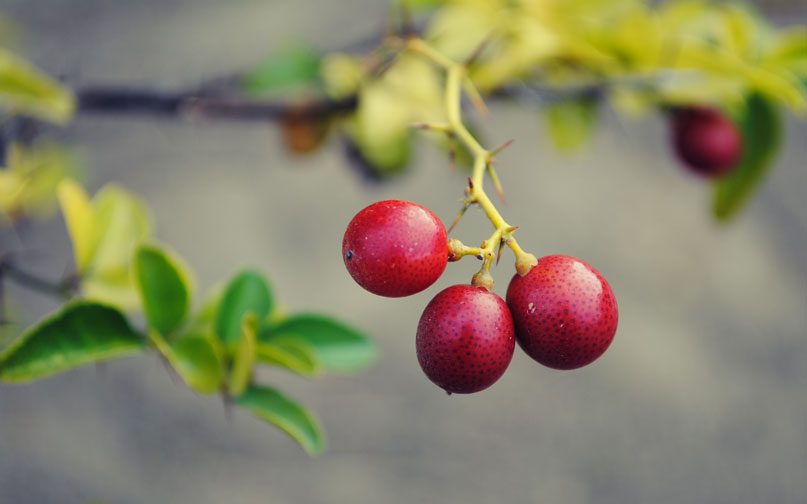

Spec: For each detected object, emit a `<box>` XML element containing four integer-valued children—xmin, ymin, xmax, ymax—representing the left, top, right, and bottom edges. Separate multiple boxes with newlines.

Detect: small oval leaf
<box><xmin>544</xmin><ymin>98</ymin><xmax>599</xmax><ymax>152</ymax></box>
<box><xmin>134</xmin><ymin>245</ymin><xmax>192</xmax><ymax>336</ymax></box>
<box><xmin>260</xmin><ymin>314</ymin><xmax>375</xmax><ymax>373</ymax></box>
<box><xmin>713</xmin><ymin>93</ymin><xmax>782</xmax><ymax>220</ymax></box>
<box><xmin>0</xmin><ymin>302</ymin><xmax>144</xmax><ymax>382</ymax></box>
<box><xmin>0</xmin><ymin>48</ymin><xmax>76</xmax><ymax>124</ymax></box>
<box><xmin>235</xmin><ymin>384</ymin><xmax>325</xmax><ymax>455</ymax></box>
<box><xmin>228</xmin><ymin>312</ymin><xmax>257</xmax><ymax>398</ymax></box>
<box><xmin>242</xmin><ymin>44</ymin><xmax>321</xmax><ymax>95</ymax></box>
<box><xmin>256</xmin><ymin>338</ymin><xmax>320</xmax><ymax>376</ymax></box>
<box><xmin>57</xmin><ymin>178</ymin><xmax>95</xmax><ymax>272</ymax></box>
<box><xmin>215</xmin><ymin>270</ymin><xmax>272</xmax><ymax>344</ymax></box>
<box><xmin>150</xmin><ymin>330</ymin><xmax>225</xmax><ymax>395</ymax></box>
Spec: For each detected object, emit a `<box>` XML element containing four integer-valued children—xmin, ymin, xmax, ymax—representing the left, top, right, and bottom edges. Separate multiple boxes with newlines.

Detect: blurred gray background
<box><xmin>1</xmin><ymin>1</ymin><xmax>805</xmax><ymax>503</ymax></box>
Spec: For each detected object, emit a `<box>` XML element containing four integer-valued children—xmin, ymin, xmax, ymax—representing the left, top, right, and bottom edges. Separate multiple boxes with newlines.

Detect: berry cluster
<box><xmin>343</xmin><ymin>200</ymin><xmax>619</xmax><ymax>394</ymax></box>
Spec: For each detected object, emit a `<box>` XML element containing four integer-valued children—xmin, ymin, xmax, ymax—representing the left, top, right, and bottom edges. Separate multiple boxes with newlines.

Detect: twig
<box><xmin>0</xmin><ymin>257</ymin><xmax>76</xmax><ymax>300</ymax></box>
<box><xmin>76</xmin><ymin>87</ymin><xmax>357</xmax><ymax>122</ymax></box>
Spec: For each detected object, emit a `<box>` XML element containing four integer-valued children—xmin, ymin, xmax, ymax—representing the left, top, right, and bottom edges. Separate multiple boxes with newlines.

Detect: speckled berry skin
<box><xmin>343</xmin><ymin>200</ymin><xmax>448</xmax><ymax>297</ymax></box>
<box><xmin>672</xmin><ymin>107</ymin><xmax>742</xmax><ymax>177</ymax></box>
<box><xmin>506</xmin><ymin>255</ymin><xmax>618</xmax><ymax>370</ymax></box>
<box><xmin>416</xmin><ymin>285</ymin><xmax>515</xmax><ymax>394</ymax></box>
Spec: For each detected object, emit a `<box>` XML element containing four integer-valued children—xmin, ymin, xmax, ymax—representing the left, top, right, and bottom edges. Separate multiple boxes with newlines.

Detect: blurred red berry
<box><xmin>671</xmin><ymin>107</ymin><xmax>743</xmax><ymax>177</ymax></box>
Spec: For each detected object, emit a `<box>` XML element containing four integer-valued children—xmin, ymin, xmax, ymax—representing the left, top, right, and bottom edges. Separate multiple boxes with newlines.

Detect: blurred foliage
<box><xmin>0</xmin><ymin>179</ymin><xmax>375</xmax><ymax>455</ymax></box>
<box><xmin>242</xmin><ymin>43</ymin><xmax>322</xmax><ymax>97</ymax></box>
<box><xmin>0</xmin><ymin>48</ymin><xmax>74</xmax><ymax>123</ymax></box>
<box><xmin>314</xmin><ymin>0</ymin><xmax>804</xmax><ymax>212</ymax></box>
<box><xmin>0</xmin><ymin>143</ymin><xmax>79</xmax><ymax>224</ymax></box>
<box><xmin>713</xmin><ymin>92</ymin><xmax>781</xmax><ymax>220</ymax></box>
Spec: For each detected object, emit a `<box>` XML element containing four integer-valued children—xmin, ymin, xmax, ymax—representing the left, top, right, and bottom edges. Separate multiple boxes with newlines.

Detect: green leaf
<box><xmin>256</xmin><ymin>338</ymin><xmax>319</xmax><ymax>376</ymax></box>
<box><xmin>242</xmin><ymin>44</ymin><xmax>321</xmax><ymax>95</ymax></box>
<box><xmin>215</xmin><ymin>270</ymin><xmax>273</xmax><ymax>344</ymax></box>
<box><xmin>150</xmin><ymin>330</ymin><xmax>224</xmax><ymax>395</ymax></box>
<box><xmin>228</xmin><ymin>312</ymin><xmax>257</xmax><ymax>397</ymax></box>
<box><xmin>235</xmin><ymin>384</ymin><xmax>325</xmax><ymax>455</ymax></box>
<box><xmin>0</xmin><ymin>48</ymin><xmax>75</xmax><ymax>124</ymax></box>
<box><xmin>345</xmin><ymin>132</ymin><xmax>412</xmax><ymax>180</ymax></box>
<box><xmin>134</xmin><ymin>245</ymin><xmax>193</xmax><ymax>336</ymax></box>
<box><xmin>190</xmin><ymin>283</ymin><xmax>224</xmax><ymax>332</ymax></box>
<box><xmin>260</xmin><ymin>314</ymin><xmax>375</xmax><ymax>373</ymax></box>
<box><xmin>0</xmin><ymin>302</ymin><xmax>144</xmax><ymax>382</ymax></box>
<box><xmin>713</xmin><ymin>93</ymin><xmax>782</xmax><ymax>221</ymax></box>
<box><xmin>544</xmin><ymin>98</ymin><xmax>599</xmax><ymax>152</ymax></box>
<box><xmin>403</xmin><ymin>0</ymin><xmax>447</xmax><ymax>10</ymax></box>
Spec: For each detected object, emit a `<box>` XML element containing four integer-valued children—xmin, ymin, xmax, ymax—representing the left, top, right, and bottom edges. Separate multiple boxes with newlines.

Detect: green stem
<box><xmin>407</xmin><ymin>37</ymin><xmax>537</xmax><ymax>281</ymax></box>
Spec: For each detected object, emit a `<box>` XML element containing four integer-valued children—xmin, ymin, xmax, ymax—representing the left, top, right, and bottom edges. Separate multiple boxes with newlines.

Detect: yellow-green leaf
<box><xmin>544</xmin><ymin>98</ymin><xmax>599</xmax><ymax>152</ymax></box>
<box><xmin>89</xmin><ymin>184</ymin><xmax>151</xmax><ymax>275</ymax></box>
<box><xmin>228</xmin><ymin>312</ymin><xmax>257</xmax><ymax>398</ymax></box>
<box><xmin>58</xmin><ymin>178</ymin><xmax>95</xmax><ymax>271</ymax></box>
<box><xmin>767</xmin><ymin>28</ymin><xmax>807</xmax><ymax>77</ymax></box>
<box><xmin>149</xmin><ymin>330</ymin><xmax>224</xmax><ymax>395</ymax></box>
<box><xmin>235</xmin><ymin>384</ymin><xmax>325</xmax><ymax>455</ymax></box>
<box><xmin>256</xmin><ymin>338</ymin><xmax>319</xmax><ymax>376</ymax></box>
<box><xmin>0</xmin><ymin>48</ymin><xmax>75</xmax><ymax>124</ymax></box>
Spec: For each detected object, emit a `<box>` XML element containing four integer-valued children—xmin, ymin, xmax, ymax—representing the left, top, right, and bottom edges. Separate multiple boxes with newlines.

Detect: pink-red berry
<box><xmin>671</xmin><ymin>107</ymin><xmax>743</xmax><ymax>178</ymax></box>
<box><xmin>416</xmin><ymin>285</ymin><xmax>515</xmax><ymax>394</ymax></box>
<box><xmin>343</xmin><ymin>200</ymin><xmax>448</xmax><ymax>297</ymax></box>
<box><xmin>506</xmin><ymin>255</ymin><xmax>618</xmax><ymax>370</ymax></box>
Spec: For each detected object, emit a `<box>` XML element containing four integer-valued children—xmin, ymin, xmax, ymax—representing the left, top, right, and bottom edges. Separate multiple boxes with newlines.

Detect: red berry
<box><xmin>506</xmin><ymin>255</ymin><xmax>618</xmax><ymax>370</ymax></box>
<box><xmin>671</xmin><ymin>107</ymin><xmax>742</xmax><ymax>177</ymax></box>
<box><xmin>416</xmin><ymin>285</ymin><xmax>515</xmax><ymax>394</ymax></box>
<box><xmin>343</xmin><ymin>200</ymin><xmax>448</xmax><ymax>297</ymax></box>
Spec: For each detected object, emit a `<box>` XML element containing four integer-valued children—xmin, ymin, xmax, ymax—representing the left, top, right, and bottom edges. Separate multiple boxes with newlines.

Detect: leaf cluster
<box><xmin>0</xmin><ymin>180</ymin><xmax>376</xmax><ymax>455</ymax></box>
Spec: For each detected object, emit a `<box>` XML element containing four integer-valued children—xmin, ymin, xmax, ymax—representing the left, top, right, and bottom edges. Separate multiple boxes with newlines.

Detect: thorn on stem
<box><xmin>464</xmin><ymin>33</ymin><xmax>494</xmax><ymax>67</ymax></box>
<box><xmin>496</xmin><ymin>239</ymin><xmax>505</xmax><ymax>266</ymax></box>
<box><xmin>490</xmin><ymin>139</ymin><xmax>515</xmax><ymax>157</ymax></box>
<box><xmin>447</xmin><ymin>205</ymin><xmax>468</xmax><ymax>234</ymax></box>
<box><xmin>487</xmin><ymin>163</ymin><xmax>506</xmax><ymax>205</ymax></box>
<box><xmin>463</xmin><ymin>78</ymin><xmax>490</xmax><ymax>117</ymax></box>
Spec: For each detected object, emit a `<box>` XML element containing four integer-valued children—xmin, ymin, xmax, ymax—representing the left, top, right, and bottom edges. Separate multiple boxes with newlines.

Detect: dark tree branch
<box><xmin>76</xmin><ymin>87</ymin><xmax>358</xmax><ymax>121</ymax></box>
<box><xmin>0</xmin><ymin>255</ymin><xmax>77</xmax><ymax>300</ymax></box>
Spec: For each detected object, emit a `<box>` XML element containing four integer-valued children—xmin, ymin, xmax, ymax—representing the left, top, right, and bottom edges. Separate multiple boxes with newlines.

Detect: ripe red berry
<box><xmin>416</xmin><ymin>285</ymin><xmax>515</xmax><ymax>394</ymax></box>
<box><xmin>506</xmin><ymin>255</ymin><xmax>618</xmax><ymax>370</ymax></box>
<box><xmin>343</xmin><ymin>200</ymin><xmax>448</xmax><ymax>297</ymax></box>
<box><xmin>671</xmin><ymin>106</ymin><xmax>743</xmax><ymax>177</ymax></box>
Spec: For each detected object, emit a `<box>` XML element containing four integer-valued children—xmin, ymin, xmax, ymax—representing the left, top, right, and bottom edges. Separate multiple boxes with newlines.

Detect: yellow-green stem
<box><xmin>406</xmin><ymin>37</ymin><xmax>537</xmax><ymax>283</ymax></box>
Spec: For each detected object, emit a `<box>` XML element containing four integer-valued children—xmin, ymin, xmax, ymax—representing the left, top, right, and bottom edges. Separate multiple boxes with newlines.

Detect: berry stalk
<box><xmin>405</xmin><ymin>38</ymin><xmax>537</xmax><ymax>286</ymax></box>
